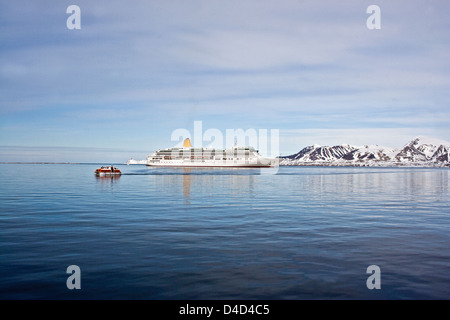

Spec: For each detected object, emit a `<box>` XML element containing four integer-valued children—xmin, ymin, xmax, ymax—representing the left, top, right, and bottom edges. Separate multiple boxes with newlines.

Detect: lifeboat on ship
<box><xmin>94</xmin><ymin>166</ymin><xmax>121</xmax><ymax>176</ymax></box>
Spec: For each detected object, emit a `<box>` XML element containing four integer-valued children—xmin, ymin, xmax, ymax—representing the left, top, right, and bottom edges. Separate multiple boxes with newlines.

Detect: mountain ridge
<box><xmin>280</xmin><ymin>136</ymin><xmax>450</xmax><ymax>167</ymax></box>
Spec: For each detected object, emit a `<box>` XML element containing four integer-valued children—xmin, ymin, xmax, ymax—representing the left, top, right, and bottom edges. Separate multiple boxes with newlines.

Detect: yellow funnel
<box><xmin>183</xmin><ymin>138</ymin><xmax>192</xmax><ymax>147</ymax></box>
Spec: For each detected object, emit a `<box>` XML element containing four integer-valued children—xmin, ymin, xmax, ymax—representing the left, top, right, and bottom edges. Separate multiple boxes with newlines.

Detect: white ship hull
<box><xmin>146</xmin><ymin>158</ymin><xmax>276</xmax><ymax>167</ymax></box>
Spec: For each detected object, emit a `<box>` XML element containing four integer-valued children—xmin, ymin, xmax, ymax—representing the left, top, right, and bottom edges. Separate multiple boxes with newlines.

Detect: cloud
<box><xmin>0</xmin><ymin>0</ymin><xmax>449</xmax><ymax>161</ymax></box>
<box><xmin>280</xmin><ymin>127</ymin><xmax>450</xmax><ymax>155</ymax></box>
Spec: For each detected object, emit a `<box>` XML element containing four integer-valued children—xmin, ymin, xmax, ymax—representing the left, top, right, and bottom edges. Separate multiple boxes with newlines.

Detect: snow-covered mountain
<box><xmin>281</xmin><ymin>136</ymin><xmax>450</xmax><ymax>167</ymax></box>
<box><xmin>395</xmin><ymin>137</ymin><xmax>450</xmax><ymax>163</ymax></box>
<box><xmin>287</xmin><ymin>144</ymin><xmax>357</xmax><ymax>162</ymax></box>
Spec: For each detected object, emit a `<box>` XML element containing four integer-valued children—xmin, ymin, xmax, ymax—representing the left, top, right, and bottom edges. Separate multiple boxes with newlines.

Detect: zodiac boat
<box><xmin>94</xmin><ymin>166</ymin><xmax>121</xmax><ymax>176</ymax></box>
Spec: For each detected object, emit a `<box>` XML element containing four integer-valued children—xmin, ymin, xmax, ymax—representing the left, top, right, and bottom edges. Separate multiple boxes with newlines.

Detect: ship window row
<box><xmin>156</xmin><ymin>151</ymin><xmax>251</xmax><ymax>156</ymax></box>
<box><xmin>156</xmin><ymin>156</ymin><xmax>252</xmax><ymax>160</ymax></box>
<box><xmin>156</xmin><ymin>149</ymin><xmax>253</xmax><ymax>154</ymax></box>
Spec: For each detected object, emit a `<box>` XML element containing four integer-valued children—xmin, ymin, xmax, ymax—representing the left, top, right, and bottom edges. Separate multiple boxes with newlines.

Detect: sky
<box><xmin>1</xmin><ymin>0</ymin><xmax>449</xmax><ymax>162</ymax></box>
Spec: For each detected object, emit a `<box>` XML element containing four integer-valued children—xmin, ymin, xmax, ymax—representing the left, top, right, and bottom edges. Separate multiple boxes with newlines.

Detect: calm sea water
<box><xmin>0</xmin><ymin>164</ymin><xmax>449</xmax><ymax>299</ymax></box>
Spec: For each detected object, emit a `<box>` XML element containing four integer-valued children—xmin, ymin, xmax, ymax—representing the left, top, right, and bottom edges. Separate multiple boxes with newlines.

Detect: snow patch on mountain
<box><xmin>343</xmin><ymin>145</ymin><xmax>398</xmax><ymax>162</ymax></box>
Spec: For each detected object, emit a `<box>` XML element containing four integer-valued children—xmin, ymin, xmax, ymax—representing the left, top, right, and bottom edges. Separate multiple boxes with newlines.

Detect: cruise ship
<box><xmin>146</xmin><ymin>138</ymin><xmax>277</xmax><ymax>167</ymax></box>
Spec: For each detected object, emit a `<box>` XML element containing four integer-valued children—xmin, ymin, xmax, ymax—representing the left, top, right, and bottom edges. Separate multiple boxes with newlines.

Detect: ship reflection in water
<box><xmin>154</xmin><ymin>167</ymin><xmax>257</xmax><ymax>205</ymax></box>
<box><xmin>183</xmin><ymin>168</ymin><xmax>191</xmax><ymax>203</ymax></box>
<box><xmin>95</xmin><ymin>174</ymin><xmax>121</xmax><ymax>191</ymax></box>
<box><xmin>95</xmin><ymin>175</ymin><xmax>121</xmax><ymax>181</ymax></box>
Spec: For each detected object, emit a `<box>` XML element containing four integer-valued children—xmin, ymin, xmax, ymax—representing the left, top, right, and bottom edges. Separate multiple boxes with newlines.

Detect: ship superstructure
<box><xmin>146</xmin><ymin>138</ymin><xmax>276</xmax><ymax>167</ymax></box>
